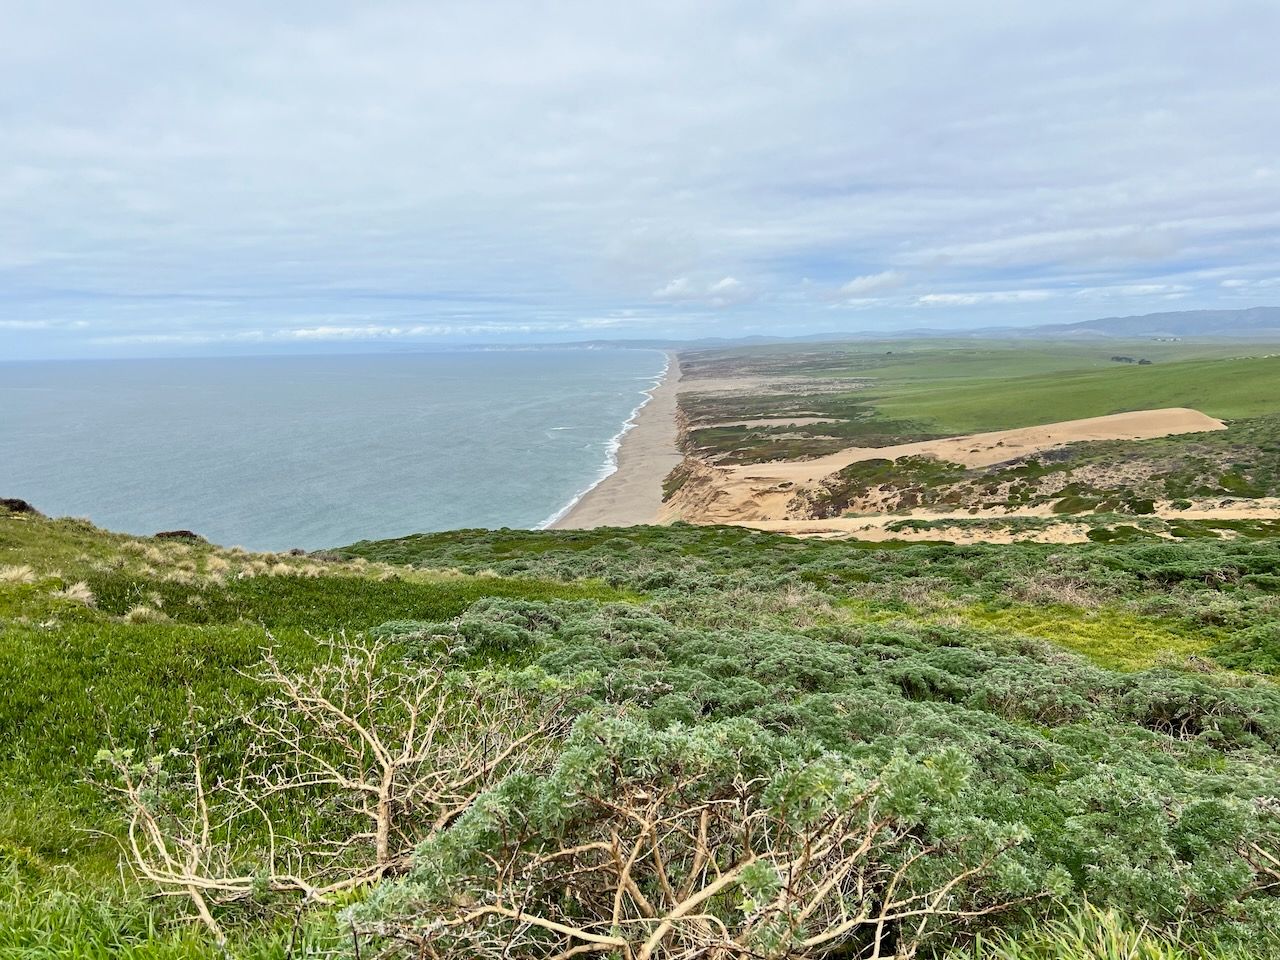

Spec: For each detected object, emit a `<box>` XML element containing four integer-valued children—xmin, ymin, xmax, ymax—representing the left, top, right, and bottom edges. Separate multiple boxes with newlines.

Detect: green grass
<box><xmin>949</xmin><ymin>904</ymin><xmax>1271</xmax><ymax>959</ymax></box>
<box><xmin>0</xmin><ymin>515</ymin><xmax>623</xmax><ymax>879</ymax></box>
<box><xmin>961</xmin><ymin>604</ymin><xmax>1217</xmax><ymax>671</ymax></box>
<box><xmin>871</xmin><ymin>355</ymin><xmax>1280</xmax><ymax>435</ymax></box>
<box><xmin>678</xmin><ymin>343</ymin><xmax>1280</xmax><ymax>464</ymax></box>
<box><xmin>83</xmin><ymin>565</ymin><xmax>621</xmax><ymax>630</ymax></box>
<box><xmin>0</xmin><ymin>863</ymin><xmax>334</xmax><ymax>960</ymax></box>
<box><xmin>684</xmin><ymin>339</ymin><xmax>1256</xmax><ymax>386</ymax></box>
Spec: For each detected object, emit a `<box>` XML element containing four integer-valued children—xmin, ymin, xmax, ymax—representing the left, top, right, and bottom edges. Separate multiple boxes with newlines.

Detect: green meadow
<box><xmin>680</xmin><ymin>342</ymin><xmax>1280</xmax><ymax>473</ymax></box>
<box><xmin>873</xmin><ymin>354</ymin><xmax>1280</xmax><ymax>434</ymax></box>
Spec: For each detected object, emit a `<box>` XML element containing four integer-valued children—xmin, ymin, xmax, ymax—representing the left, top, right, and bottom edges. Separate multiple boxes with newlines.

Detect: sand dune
<box><xmin>555</xmin><ymin>388</ymin><xmax>1255</xmax><ymax>541</ymax></box>
<box><xmin>666</xmin><ymin>407</ymin><xmax>1231</xmax><ymax>527</ymax></box>
<box><xmin>734</xmin><ymin>408</ymin><xmax>1226</xmax><ymax>487</ymax></box>
<box><xmin>741</xmin><ymin>499</ymin><xmax>1280</xmax><ymax>544</ymax></box>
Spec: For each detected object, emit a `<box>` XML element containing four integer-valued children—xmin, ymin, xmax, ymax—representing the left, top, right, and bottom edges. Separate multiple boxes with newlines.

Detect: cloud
<box><xmin>1073</xmin><ymin>283</ymin><xmax>1191</xmax><ymax>299</ymax></box>
<box><xmin>838</xmin><ymin>271</ymin><xmax>906</xmax><ymax>297</ymax></box>
<box><xmin>652</xmin><ymin>278</ymin><xmax>696</xmax><ymax>300</ymax></box>
<box><xmin>652</xmin><ymin>276</ymin><xmax>752</xmax><ymax>307</ymax></box>
<box><xmin>89</xmin><ymin>319</ymin><xmax>632</xmax><ymax>346</ymax></box>
<box><xmin>3</xmin><ymin>2</ymin><xmax>1280</xmax><ymax>355</ymax></box>
<box><xmin>916</xmin><ymin>290</ymin><xmax>1056</xmax><ymax>306</ymax></box>
<box><xmin>1221</xmin><ymin>277</ymin><xmax>1280</xmax><ymax>290</ymax></box>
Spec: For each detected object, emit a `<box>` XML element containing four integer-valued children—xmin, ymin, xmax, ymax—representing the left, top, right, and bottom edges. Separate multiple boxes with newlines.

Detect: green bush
<box><xmin>6</xmin><ymin>514</ymin><xmax>1280</xmax><ymax>955</ymax></box>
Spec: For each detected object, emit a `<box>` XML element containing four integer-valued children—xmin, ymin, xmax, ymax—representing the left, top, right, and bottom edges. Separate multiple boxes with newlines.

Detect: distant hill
<box><xmin>568</xmin><ymin>306</ymin><xmax>1280</xmax><ymax>351</ymax></box>
<box><xmin>1027</xmin><ymin>306</ymin><xmax>1280</xmax><ymax>339</ymax></box>
<box><xmin>534</xmin><ymin>306</ymin><xmax>1280</xmax><ymax>355</ymax></box>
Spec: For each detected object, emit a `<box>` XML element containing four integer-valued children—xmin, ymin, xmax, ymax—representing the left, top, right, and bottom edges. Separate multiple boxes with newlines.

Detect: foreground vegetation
<box><xmin>3</xmin><ymin>502</ymin><xmax>1280</xmax><ymax>957</ymax></box>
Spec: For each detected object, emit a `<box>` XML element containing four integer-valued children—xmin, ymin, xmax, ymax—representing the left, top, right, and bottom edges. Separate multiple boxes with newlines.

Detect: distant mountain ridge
<box><xmin>567</xmin><ymin>305</ymin><xmax>1280</xmax><ymax>350</ymax></box>
<box><xmin>1028</xmin><ymin>306</ymin><xmax>1280</xmax><ymax>339</ymax></box>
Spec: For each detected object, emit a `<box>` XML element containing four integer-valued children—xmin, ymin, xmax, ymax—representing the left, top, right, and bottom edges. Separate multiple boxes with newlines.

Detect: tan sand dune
<box><xmin>740</xmin><ymin>497</ymin><xmax>1280</xmax><ymax>544</ymax></box>
<box><xmin>665</xmin><ymin>408</ymin><xmax>1230</xmax><ymax>526</ymax></box>
<box><xmin>732</xmin><ymin>407</ymin><xmax>1227</xmax><ymax>487</ymax></box>
<box><xmin>742</xmin><ymin>516</ymin><xmax>1092</xmax><ymax>544</ymax></box>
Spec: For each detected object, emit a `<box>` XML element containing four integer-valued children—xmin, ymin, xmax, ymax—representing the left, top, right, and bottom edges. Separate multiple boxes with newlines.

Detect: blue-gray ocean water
<box><xmin>0</xmin><ymin>349</ymin><xmax>667</xmax><ymax>551</ymax></box>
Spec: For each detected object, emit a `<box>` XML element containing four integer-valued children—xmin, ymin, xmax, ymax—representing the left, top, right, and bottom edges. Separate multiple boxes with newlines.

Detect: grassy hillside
<box><xmin>678</xmin><ymin>345</ymin><xmax>1280</xmax><ymax>491</ymax></box>
<box><xmin>874</xmin><ymin>355</ymin><xmax>1280</xmax><ymax>434</ymax></box>
<box><xmin>4</xmin><ymin>504</ymin><xmax>1280</xmax><ymax>957</ymax></box>
<box><xmin>0</xmin><ymin>510</ymin><xmax>620</xmax><ymax>957</ymax></box>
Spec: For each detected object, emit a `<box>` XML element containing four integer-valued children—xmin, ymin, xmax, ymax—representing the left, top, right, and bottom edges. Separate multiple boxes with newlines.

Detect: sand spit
<box><xmin>665</xmin><ymin>407</ymin><xmax>1232</xmax><ymax>527</ymax></box>
<box><xmin>551</xmin><ymin>354</ymin><xmax>683</xmax><ymax>529</ymax></box>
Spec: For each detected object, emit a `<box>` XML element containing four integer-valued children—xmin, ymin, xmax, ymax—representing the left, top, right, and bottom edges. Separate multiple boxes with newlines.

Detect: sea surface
<box><xmin>0</xmin><ymin>349</ymin><xmax>667</xmax><ymax>551</ymax></box>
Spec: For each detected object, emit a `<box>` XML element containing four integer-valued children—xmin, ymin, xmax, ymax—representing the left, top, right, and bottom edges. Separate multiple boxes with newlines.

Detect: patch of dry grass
<box><xmin>0</xmin><ymin>565</ymin><xmax>37</xmax><ymax>584</ymax></box>
<box><xmin>52</xmin><ymin>581</ymin><xmax>95</xmax><ymax>607</ymax></box>
<box><xmin>123</xmin><ymin>604</ymin><xmax>170</xmax><ymax>624</ymax></box>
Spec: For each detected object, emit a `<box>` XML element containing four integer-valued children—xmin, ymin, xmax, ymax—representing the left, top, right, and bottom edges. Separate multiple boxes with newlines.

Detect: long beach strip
<box><xmin>549</xmin><ymin>352</ymin><xmax>682</xmax><ymax>528</ymax></box>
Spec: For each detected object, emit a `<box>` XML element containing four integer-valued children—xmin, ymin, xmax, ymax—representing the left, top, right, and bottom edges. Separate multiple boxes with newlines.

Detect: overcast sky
<box><xmin>4</xmin><ymin>1</ymin><xmax>1279</xmax><ymax>358</ymax></box>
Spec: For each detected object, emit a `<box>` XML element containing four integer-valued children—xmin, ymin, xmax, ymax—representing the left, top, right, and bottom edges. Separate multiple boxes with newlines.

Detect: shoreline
<box><xmin>547</xmin><ymin>351</ymin><xmax>683</xmax><ymax>529</ymax></box>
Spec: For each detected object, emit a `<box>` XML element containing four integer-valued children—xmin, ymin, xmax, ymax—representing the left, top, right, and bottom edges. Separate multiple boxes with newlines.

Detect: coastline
<box><xmin>547</xmin><ymin>351</ymin><xmax>683</xmax><ymax>529</ymax></box>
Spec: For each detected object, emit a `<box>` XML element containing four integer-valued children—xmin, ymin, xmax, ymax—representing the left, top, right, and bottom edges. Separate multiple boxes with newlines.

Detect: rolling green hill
<box><xmin>874</xmin><ymin>355</ymin><xmax>1280</xmax><ymax>434</ymax></box>
<box><xmin>680</xmin><ymin>344</ymin><xmax>1280</xmax><ymax>467</ymax></box>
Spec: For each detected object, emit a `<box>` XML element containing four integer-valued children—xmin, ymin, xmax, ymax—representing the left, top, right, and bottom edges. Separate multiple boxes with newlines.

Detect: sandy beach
<box><xmin>550</xmin><ymin>353</ymin><xmax>683</xmax><ymax>528</ymax></box>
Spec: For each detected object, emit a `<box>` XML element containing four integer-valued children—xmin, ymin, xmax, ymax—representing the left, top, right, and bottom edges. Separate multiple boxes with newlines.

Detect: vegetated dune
<box><xmin>743</xmin><ymin>407</ymin><xmax>1227</xmax><ymax>480</ymax></box>
<box><xmin>741</xmin><ymin>499</ymin><xmax>1280</xmax><ymax>545</ymax></box>
<box><xmin>664</xmin><ymin>407</ymin><xmax>1229</xmax><ymax>526</ymax></box>
<box><xmin>695</xmin><ymin>416</ymin><xmax>844</xmax><ymax>429</ymax></box>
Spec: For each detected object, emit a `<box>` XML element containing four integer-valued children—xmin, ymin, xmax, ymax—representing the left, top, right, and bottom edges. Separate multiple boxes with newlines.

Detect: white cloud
<box><xmin>706</xmin><ymin>277</ymin><xmax>750</xmax><ymax>307</ymax></box>
<box><xmin>652</xmin><ymin>278</ymin><xmax>696</xmax><ymax>300</ymax></box>
<box><xmin>1073</xmin><ymin>283</ymin><xmax>1191</xmax><ymax>299</ymax></box>
<box><xmin>90</xmin><ymin>319</ymin><xmax>626</xmax><ymax>346</ymax></box>
<box><xmin>4</xmin><ymin>2</ymin><xmax>1280</xmax><ymax>355</ymax></box>
<box><xmin>652</xmin><ymin>276</ymin><xmax>752</xmax><ymax>307</ymax></box>
<box><xmin>838</xmin><ymin>271</ymin><xmax>906</xmax><ymax>297</ymax></box>
<box><xmin>916</xmin><ymin>290</ymin><xmax>1056</xmax><ymax>306</ymax></box>
<box><xmin>1221</xmin><ymin>277</ymin><xmax>1280</xmax><ymax>290</ymax></box>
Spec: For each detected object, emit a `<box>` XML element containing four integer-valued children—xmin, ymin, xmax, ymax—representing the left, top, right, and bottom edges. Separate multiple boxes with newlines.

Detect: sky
<box><xmin>3</xmin><ymin>1</ymin><xmax>1280</xmax><ymax>359</ymax></box>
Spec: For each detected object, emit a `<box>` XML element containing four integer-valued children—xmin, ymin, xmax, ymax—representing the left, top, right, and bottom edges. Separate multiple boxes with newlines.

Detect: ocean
<box><xmin>0</xmin><ymin>348</ymin><xmax>668</xmax><ymax>551</ymax></box>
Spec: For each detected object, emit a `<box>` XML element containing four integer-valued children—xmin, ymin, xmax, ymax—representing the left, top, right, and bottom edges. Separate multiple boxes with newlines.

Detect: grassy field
<box><xmin>0</xmin><ymin>514</ymin><xmax>618</xmax><ymax>880</ymax></box>
<box><xmin>680</xmin><ymin>342</ymin><xmax>1280</xmax><ymax>464</ymax></box>
<box><xmin>874</xmin><ymin>355</ymin><xmax>1280</xmax><ymax>434</ymax></box>
<box><xmin>685</xmin><ymin>339</ymin><xmax>1258</xmax><ymax>384</ymax></box>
